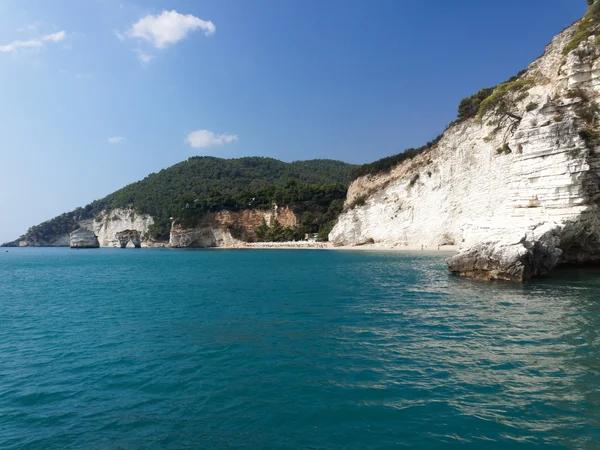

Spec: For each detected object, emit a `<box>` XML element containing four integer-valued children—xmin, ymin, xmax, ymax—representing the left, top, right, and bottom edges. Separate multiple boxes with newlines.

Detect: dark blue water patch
<box><xmin>0</xmin><ymin>248</ymin><xmax>600</xmax><ymax>449</ymax></box>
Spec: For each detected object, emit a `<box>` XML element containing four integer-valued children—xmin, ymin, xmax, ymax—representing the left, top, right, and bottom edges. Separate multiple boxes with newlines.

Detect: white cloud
<box><xmin>135</xmin><ymin>50</ymin><xmax>154</xmax><ymax>65</ymax></box>
<box><xmin>0</xmin><ymin>30</ymin><xmax>67</xmax><ymax>53</ymax></box>
<box><xmin>187</xmin><ymin>130</ymin><xmax>238</xmax><ymax>149</ymax></box>
<box><xmin>108</xmin><ymin>136</ymin><xmax>125</xmax><ymax>144</ymax></box>
<box><xmin>128</xmin><ymin>10</ymin><xmax>215</xmax><ymax>49</ymax></box>
<box><xmin>114</xmin><ymin>30</ymin><xmax>125</xmax><ymax>42</ymax></box>
<box><xmin>43</xmin><ymin>31</ymin><xmax>66</xmax><ymax>42</ymax></box>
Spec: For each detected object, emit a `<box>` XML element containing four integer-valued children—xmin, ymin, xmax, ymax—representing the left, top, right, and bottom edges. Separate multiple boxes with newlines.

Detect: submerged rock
<box><xmin>70</xmin><ymin>229</ymin><xmax>100</xmax><ymax>249</ymax></box>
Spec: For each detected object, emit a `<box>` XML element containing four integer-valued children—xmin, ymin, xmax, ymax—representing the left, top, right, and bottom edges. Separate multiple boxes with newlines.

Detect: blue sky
<box><xmin>0</xmin><ymin>0</ymin><xmax>587</xmax><ymax>242</ymax></box>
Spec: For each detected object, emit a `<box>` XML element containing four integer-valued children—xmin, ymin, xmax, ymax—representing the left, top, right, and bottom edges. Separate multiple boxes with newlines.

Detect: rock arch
<box><xmin>116</xmin><ymin>230</ymin><xmax>141</xmax><ymax>248</ymax></box>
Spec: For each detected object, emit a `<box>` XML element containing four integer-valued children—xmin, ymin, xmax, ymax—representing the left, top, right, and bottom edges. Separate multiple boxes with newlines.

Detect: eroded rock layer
<box><xmin>116</xmin><ymin>230</ymin><xmax>142</xmax><ymax>248</ymax></box>
<box><xmin>170</xmin><ymin>206</ymin><xmax>297</xmax><ymax>248</ymax></box>
<box><xmin>69</xmin><ymin>229</ymin><xmax>100</xmax><ymax>249</ymax></box>
<box><xmin>330</xmin><ymin>22</ymin><xmax>600</xmax><ymax>280</ymax></box>
<box><xmin>92</xmin><ymin>209</ymin><xmax>154</xmax><ymax>247</ymax></box>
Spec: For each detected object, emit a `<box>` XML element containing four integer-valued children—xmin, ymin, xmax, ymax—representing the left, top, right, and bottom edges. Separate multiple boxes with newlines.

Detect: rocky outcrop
<box><xmin>70</xmin><ymin>228</ymin><xmax>100</xmax><ymax>249</ymax></box>
<box><xmin>170</xmin><ymin>221</ymin><xmax>241</xmax><ymax>248</ymax></box>
<box><xmin>330</xmin><ymin>22</ymin><xmax>600</xmax><ymax>280</ymax></box>
<box><xmin>92</xmin><ymin>208</ymin><xmax>154</xmax><ymax>247</ymax></box>
<box><xmin>170</xmin><ymin>205</ymin><xmax>297</xmax><ymax>248</ymax></box>
<box><xmin>0</xmin><ymin>239</ymin><xmax>20</xmax><ymax>248</ymax></box>
<box><xmin>5</xmin><ymin>219</ymin><xmax>93</xmax><ymax>247</ymax></box>
<box><xmin>116</xmin><ymin>230</ymin><xmax>141</xmax><ymax>248</ymax></box>
<box><xmin>5</xmin><ymin>208</ymin><xmax>156</xmax><ymax>248</ymax></box>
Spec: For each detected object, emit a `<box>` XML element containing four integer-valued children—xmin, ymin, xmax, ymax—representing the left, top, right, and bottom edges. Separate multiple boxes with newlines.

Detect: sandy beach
<box><xmin>222</xmin><ymin>242</ymin><xmax>459</xmax><ymax>253</ymax></box>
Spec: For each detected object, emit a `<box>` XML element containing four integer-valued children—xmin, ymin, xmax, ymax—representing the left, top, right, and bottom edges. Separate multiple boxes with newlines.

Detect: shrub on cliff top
<box><xmin>457</xmin><ymin>87</ymin><xmax>495</xmax><ymax>120</ymax></box>
<box><xmin>562</xmin><ymin>0</ymin><xmax>600</xmax><ymax>55</ymax></box>
<box><xmin>349</xmin><ymin>135</ymin><xmax>442</xmax><ymax>181</ymax></box>
<box><xmin>476</xmin><ymin>79</ymin><xmax>532</xmax><ymax>122</ymax></box>
<box><xmin>456</xmin><ymin>70</ymin><xmax>526</xmax><ymax>122</ymax></box>
<box><xmin>349</xmin><ymin>68</ymin><xmax>529</xmax><ymax>184</ymax></box>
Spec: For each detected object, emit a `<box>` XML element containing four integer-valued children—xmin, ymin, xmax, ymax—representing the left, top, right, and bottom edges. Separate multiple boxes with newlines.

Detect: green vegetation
<box><xmin>526</xmin><ymin>102</ymin><xmax>539</xmax><ymax>112</ymax></box>
<box><xmin>562</xmin><ymin>84</ymin><xmax>600</xmax><ymax>149</ymax></box>
<box><xmin>15</xmin><ymin>157</ymin><xmax>356</xmax><ymax>243</ymax></box>
<box><xmin>495</xmin><ymin>143</ymin><xmax>512</xmax><ymax>155</ymax></box>
<box><xmin>250</xmin><ymin>214</ymin><xmax>335</xmax><ymax>243</ymax></box>
<box><xmin>457</xmin><ymin>87</ymin><xmax>495</xmax><ymax>120</ymax></box>
<box><xmin>21</xmin><ymin>212</ymin><xmax>83</xmax><ymax>245</ymax></box>
<box><xmin>176</xmin><ymin>180</ymin><xmax>347</xmax><ymax>242</ymax></box>
<box><xmin>476</xmin><ymin>80</ymin><xmax>532</xmax><ymax>122</ymax></box>
<box><xmin>348</xmin><ymin>69</ymin><xmax>529</xmax><ymax>182</ymax></box>
<box><xmin>578</xmin><ymin>128</ymin><xmax>600</xmax><ymax>147</ymax></box>
<box><xmin>408</xmin><ymin>173</ymin><xmax>420</xmax><ymax>187</ymax></box>
<box><xmin>562</xmin><ymin>0</ymin><xmax>600</xmax><ymax>55</ymax></box>
<box><xmin>566</xmin><ymin>87</ymin><xmax>590</xmax><ymax>101</ymax></box>
<box><xmin>253</xmin><ymin>219</ymin><xmax>295</xmax><ymax>242</ymax></box>
<box><xmin>349</xmin><ymin>135</ymin><xmax>442</xmax><ymax>181</ymax></box>
<box><xmin>457</xmin><ymin>70</ymin><xmax>527</xmax><ymax>122</ymax></box>
<box><xmin>570</xmin><ymin>87</ymin><xmax>600</xmax><ymax>149</ymax></box>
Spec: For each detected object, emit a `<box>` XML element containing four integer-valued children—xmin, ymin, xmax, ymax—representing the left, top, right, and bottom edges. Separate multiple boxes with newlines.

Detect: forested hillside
<box><xmin>7</xmin><ymin>157</ymin><xmax>356</xmax><ymax>244</ymax></box>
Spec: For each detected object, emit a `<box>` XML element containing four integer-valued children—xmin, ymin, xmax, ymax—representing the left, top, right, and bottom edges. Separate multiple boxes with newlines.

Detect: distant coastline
<box><xmin>217</xmin><ymin>242</ymin><xmax>459</xmax><ymax>252</ymax></box>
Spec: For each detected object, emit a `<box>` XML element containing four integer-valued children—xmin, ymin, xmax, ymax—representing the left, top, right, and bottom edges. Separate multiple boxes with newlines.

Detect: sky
<box><xmin>0</xmin><ymin>0</ymin><xmax>588</xmax><ymax>243</ymax></box>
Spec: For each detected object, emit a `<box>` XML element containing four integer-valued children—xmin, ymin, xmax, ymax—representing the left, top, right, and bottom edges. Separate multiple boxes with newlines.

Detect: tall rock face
<box><xmin>69</xmin><ymin>229</ymin><xmax>100</xmax><ymax>249</ymax></box>
<box><xmin>170</xmin><ymin>206</ymin><xmax>297</xmax><ymax>248</ymax></box>
<box><xmin>92</xmin><ymin>208</ymin><xmax>154</xmax><ymax>247</ymax></box>
<box><xmin>5</xmin><ymin>208</ymin><xmax>155</xmax><ymax>248</ymax></box>
<box><xmin>330</xmin><ymin>22</ymin><xmax>600</xmax><ymax>280</ymax></box>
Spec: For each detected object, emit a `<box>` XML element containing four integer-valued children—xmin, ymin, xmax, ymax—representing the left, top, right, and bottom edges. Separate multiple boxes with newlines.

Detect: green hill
<box><xmin>6</xmin><ymin>157</ymin><xmax>356</xmax><ymax>245</ymax></box>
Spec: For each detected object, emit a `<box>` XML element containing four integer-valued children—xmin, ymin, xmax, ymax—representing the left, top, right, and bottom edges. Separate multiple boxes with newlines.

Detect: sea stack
<box><xmin>69</xmin><ymin>229</ymin><xmax>100</xmax><ymax>249</ymax></box>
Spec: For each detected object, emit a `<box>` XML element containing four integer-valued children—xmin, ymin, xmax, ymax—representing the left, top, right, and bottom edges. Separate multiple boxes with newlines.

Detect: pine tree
<box><xmin>268</xmin><ymin>219</ymin><xmax>285</xmax><ymax>242</ymax></box>
<box><xmin>255</xmin><ymin>218</ymin><xmax>270</xmax><ymax>241</ymax></box>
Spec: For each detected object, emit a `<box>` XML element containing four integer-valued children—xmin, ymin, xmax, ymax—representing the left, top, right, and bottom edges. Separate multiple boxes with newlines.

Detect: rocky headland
<box><xmin>5</xmin><ymin>6</ymin><xmax>600</xmax><ymax>282</ymax></box>
<box><xmin>329</xmin><ymin>6</ymin><xmax>600</xmax><ymax>281</ymax></box>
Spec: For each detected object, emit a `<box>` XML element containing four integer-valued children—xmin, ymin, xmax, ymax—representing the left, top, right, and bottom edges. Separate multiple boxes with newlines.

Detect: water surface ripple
<box><xmin>1</xmin><ymin>248</ymin><xmax>600</xmax><ymax>449</ymax></box>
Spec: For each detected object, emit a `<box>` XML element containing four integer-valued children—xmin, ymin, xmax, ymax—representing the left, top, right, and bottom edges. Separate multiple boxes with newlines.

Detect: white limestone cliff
<box><xmin>330</xmin><ymin>23</ymin><xmax>600</xmax><ymax>280</ymax></box>
<box><xmin>91</xmin><ymin>208</ymin><xmax>154</xmax><ymax>247</ymax></box>
<box><xmin>69</xmin><ymin>228</ymin><xmax>100</xmax><ymax>249</ymax></box>
<box><xmin>6</xmin><ymin>208</ymin><xmax>156</xmax><ymax>248</ymax></box>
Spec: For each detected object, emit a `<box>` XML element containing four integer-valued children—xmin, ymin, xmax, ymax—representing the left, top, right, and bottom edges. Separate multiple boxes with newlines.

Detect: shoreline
<box><xmin>4</xmin><ymin>243</ymin><xmax>459</xmax><ymax>253</ymax></box>
<box><xmin>218</xmin><ymin>242</ymin><xmax>459</xmax><ymax>253</ymax></box>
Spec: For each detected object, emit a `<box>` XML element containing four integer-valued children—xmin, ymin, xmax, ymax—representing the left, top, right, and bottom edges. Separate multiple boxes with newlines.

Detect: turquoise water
<box><xmin>1</xmin><ymin>248</ymin><xmax>600</xmax><ymax>449</ymax></box>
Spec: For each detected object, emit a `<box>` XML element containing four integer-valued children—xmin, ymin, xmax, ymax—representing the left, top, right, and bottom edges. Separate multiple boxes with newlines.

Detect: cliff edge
<box><xmin>330</xmin><ymin>10</ymin><xmax>600</xmax><ymax>281</ymax></box>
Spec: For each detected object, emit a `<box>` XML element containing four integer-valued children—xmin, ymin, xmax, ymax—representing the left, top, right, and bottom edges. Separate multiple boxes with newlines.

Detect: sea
<box><xmin>1</xmin><ymin>247</ymin><xmax>600</xmax><ymax>449</ymax></box>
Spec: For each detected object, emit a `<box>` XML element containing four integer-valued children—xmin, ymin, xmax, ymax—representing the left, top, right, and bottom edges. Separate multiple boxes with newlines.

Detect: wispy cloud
<box><xmin>108</xmin><ymin>136</ymin><xmax>125</xmax><ymax>144</ymax></box>
<box><xmin>18</xmin><ymin>21</ymin><xmax>43</xmax><ymax>32</ymax></box>
<box><xmin>127</xmin><ymin>10</ymin><xmax>215</xmax><ymax>49</ymax></box>
<box><xmin>0</xmin><ymin>30</ymin><xmax>67</xmax><ymax>53</ymax></box>
<box><xmin>43</xmin><ymin>31</ymin><xmax>66</xmax><ymax>42</ymax></box>
<box><xmin>187</xmin><ymin>130</ymin><xmax>238</xmax><ymax>149</ymax></box>
<box><xmin>135</xmin><ymin>49</ymin><xmax>154</xmax><ymax>65</ymax></box>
